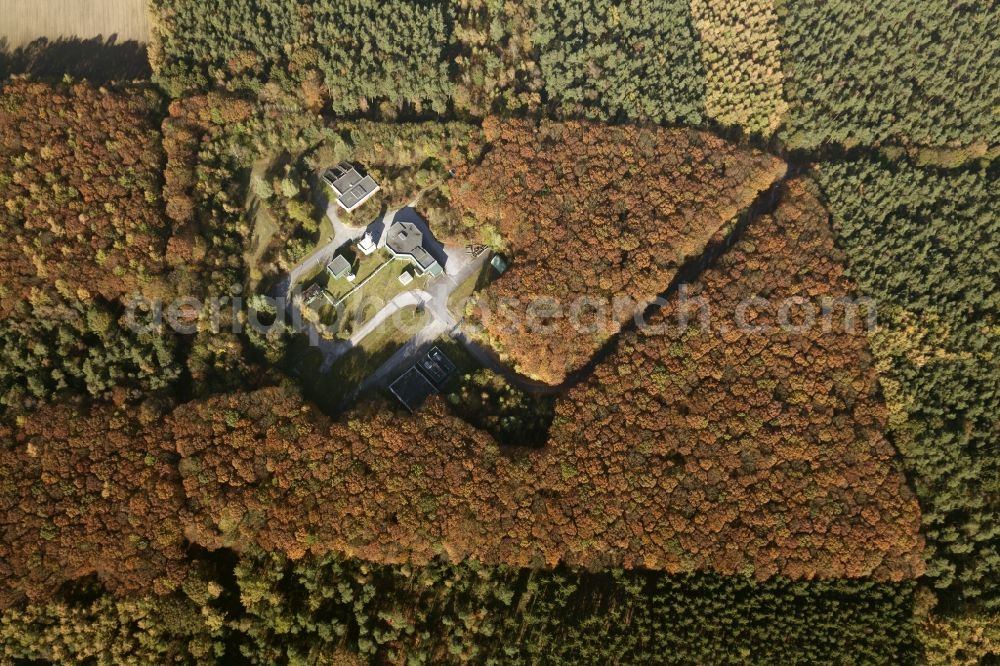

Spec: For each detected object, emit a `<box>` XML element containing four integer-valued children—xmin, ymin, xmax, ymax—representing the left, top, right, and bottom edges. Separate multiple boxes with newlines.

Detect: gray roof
<box><xmin>388</xmin><ymin>366</ymin><xmax>438</xmax><ymax>412</ymax></box>
<box><xmin>324</xmin><ymin>162</ymin><xmax>379</xmax><ymax>211</ymax></box>
<box><xmin>327</xmin><ymin>254</ymin><xmax>351</xmax><ymax>278</ymax></box>
<box><xmin>338</xmin><ymin>175</ymin><xmax>378</xmax><ymax>210</ymax></box>
<box><xmin>490</xmin><ymin>254</ymin><xmax>508</xmax><ymax>274</ymax></box>
<box><xmin>385</xmin><ymin>221</ymin><xmax>438</xmax><ymax>273</ymax></box>
<box><xmin>325</xmin><ymin>162</ymin><xmax>360</xmax><ymax>194</ymax></box>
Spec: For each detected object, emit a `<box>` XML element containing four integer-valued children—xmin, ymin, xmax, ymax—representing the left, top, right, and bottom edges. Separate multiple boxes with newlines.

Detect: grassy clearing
<box><xmin>447</xmin><ymin>257</ymin><xmax>494</xmax><ymax>315</ymax></box>
<box><xmin>296</xmin><ymin>258</ymin><xmax>333</xmax><ymax>294</ymax></box>
<box><xmin>315</xmin><ymin>211</ymin><xmax>334</xmax><ymax>248</ymax></box>
<box><xmin>338</xmin><ymin>261</ymin><xmax>429</xmax><ymax>311</ymax></box>
<box><xmin>244</xmin><ymin>156</ymin><xmax>280</xmax><ymax>288</ymax></box>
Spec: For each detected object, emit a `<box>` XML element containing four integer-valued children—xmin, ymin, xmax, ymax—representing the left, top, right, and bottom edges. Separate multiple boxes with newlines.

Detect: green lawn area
<box><xmin>315</xmin><ymin>210</ymin><xmax>334</xmax><ymax>248</ymax></box>
<box><xmin>298</xmin><ymin>261</ymin><xmax>331</xmax><ymax>293</ymax></box>
<box><xmin>291</xmin><ymin>249</ymin><xmax>390</xmax><ymax>325</ymax></box>
<box><xmin>447</xmin><ymin>256</ymin><xmax>494</xmax><ymax>316</ymax></box>
<box><xmin>285</xmin><ymin>305</ymin><xmax>429</xmax><ymax>410</ymax></box>
<box><xmin>244</xmin><ymin>156</ymin><xmax>280</xmax><ymax>288</ymax></box>
<box><xmin>324</xmin><ymin>250</ymin><xmax>392</xmax><ymax>301</ymax></box>
<box><xmin>316</xmin><ymin>253</ymin><xmax>432</xmax><ymax>338</ymax></box>
<box><xmin>340</xmin><ymin>260</ymin><xmax>429</xmax><ymax>311</ymax></box>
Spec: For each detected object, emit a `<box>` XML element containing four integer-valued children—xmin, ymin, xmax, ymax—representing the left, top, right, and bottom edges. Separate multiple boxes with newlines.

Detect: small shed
<box><xmin>398</xmin><ymin>270</ymin><xmax>414</xmax><ymax>286</ymax></box>
<box><xmin>327</xmin><ymin>255</ymin><xmax>352</xmax><ymax>280</ymax></box>
<box><xmin>490</xmin><ymin>254</ymin><xmax>508</xmax><ymax>274</ymax></box>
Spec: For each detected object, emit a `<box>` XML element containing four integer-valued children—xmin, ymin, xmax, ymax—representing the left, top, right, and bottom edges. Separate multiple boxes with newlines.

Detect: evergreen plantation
<box><xmin>1</xmin><ymin>552</ymin><xmax>920</xmax><ymax>665</ymax></box>
<box><xmin>816</xmin><ymin>158</ymin><xmax>1000</xmax><ymax>612</ymax></box>
<box><xmin>150</xmin><ymin>0</ymin><xmax>999</xmax><ymax>152</ymax></box>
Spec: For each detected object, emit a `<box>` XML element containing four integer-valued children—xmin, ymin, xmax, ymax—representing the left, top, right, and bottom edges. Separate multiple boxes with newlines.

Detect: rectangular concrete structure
<box><xmin>388</xmin><ymin>367</ymin><xmax>438</xmax><ymax>413</ymax></box>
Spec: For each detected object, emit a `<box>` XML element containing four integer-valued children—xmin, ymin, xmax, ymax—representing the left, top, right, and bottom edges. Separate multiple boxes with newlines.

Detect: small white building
<box><xmin>398</xmin><ymin>270</ymin><xmax>414</xmax><ymax>286</ymax></box>
<box><xmin>357</xmin><ymin>232</ymin><xmax>377</xmax><ymax>256</ymax></box>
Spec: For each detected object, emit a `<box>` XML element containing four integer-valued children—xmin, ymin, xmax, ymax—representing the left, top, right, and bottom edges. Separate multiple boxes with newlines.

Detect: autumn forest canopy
<box><xmin>0</xmin><ymin>0</ymin><xmax>998</xmax><ymax>663</ymax></box>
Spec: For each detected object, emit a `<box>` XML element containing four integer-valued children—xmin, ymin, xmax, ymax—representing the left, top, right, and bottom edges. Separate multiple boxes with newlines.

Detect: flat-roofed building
<box><xmin>385</xmin><ymin>221</ymin><xmax>442</xmax><ymax>277</ymax></box>
<box><xmin>327</xmin><ymin>254</ymin><xmax>353</xmax><ymax>280</ymax></box>
<box><xmin>322</xmin><ymin>162</ymin><xmax>380</xmax><ymax>212</ymax></box>
<box><xmin>388</xmin><ymin>347</ymin><xmax>457</xmax><ymax>411</ymax></box>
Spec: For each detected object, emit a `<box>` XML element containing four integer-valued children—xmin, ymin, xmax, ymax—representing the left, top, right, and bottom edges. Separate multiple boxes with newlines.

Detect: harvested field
<box><xmin>0</xmin><ymin>0</ymin><xmax>149</xmax><ymax>49</ymax></box>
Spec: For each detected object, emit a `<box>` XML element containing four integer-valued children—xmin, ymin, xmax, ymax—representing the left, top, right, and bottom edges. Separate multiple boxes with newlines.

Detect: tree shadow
<box><xmin>0</xmin><ymin>35</ymin><xmax>150</xmax><ymax>83</ymax></box>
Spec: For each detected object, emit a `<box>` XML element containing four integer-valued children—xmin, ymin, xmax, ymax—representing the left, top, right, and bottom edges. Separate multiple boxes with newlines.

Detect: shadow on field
<box><xmin>0</xmin><ymin>35</ymin><xmax>149</xmax><ymax>82</ymax></box>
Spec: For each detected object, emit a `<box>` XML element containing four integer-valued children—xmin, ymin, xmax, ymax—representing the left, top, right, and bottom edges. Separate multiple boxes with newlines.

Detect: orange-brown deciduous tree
<box><xmin>0</xmin><ymin>81</ymin><xmax>172</xmax><ymax>315</ymax></box>
<box><xmin>451</xmin><ymin>118</ymin><xmax>786</xmax><ymax>383</ymax></box>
